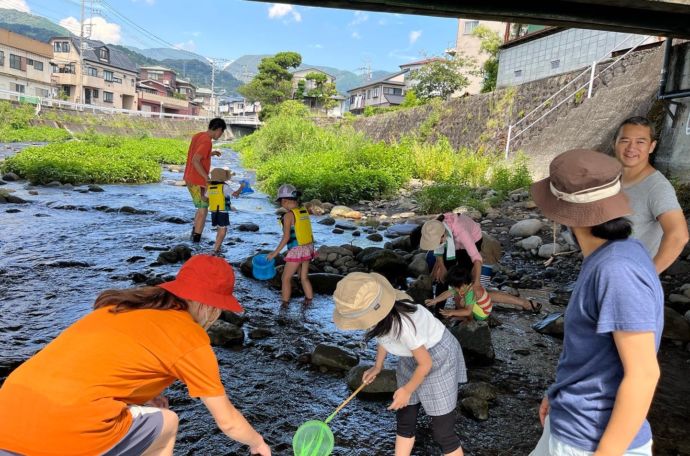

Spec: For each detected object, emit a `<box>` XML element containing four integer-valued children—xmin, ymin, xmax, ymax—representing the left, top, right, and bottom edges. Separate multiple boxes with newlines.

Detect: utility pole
<box><xmin>210</xmin><ymin>58</ymin><xmax>216</xmax><ymax>117</ymax></box>
<box><xmin>77</xmin><ymin>0</ymin><xmax>85</xmax><ymax>105</ymax></box>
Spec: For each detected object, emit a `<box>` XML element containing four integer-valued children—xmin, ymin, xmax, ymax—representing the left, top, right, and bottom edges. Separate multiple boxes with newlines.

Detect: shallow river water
<box><xmin>1</xmin><ymin>143</ymin><xmax>688</xmax><ymax>455</ymax></box>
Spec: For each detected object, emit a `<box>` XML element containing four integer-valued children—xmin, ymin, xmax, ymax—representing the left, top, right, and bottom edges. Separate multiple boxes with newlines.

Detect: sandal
<box><xmin>528</xmin><ymin>300</ymin><xmax>543</xmax><ymax>314</ymax></box>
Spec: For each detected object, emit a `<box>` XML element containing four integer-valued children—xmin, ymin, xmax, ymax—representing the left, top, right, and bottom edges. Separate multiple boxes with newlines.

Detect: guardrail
<box><xmin>504</xmin><ymin>34</ymin><xmax>651</xmax><ymax>158</ymax></box>
<box><xmin>0</xmin><ymin>88</ymin><xmax>260</xmax><ymax>126</ymax></box>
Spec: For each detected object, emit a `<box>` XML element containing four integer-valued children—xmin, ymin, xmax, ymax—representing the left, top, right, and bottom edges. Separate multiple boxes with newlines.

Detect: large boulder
<box><xmin>480</xmin><ymin>232</ymin><xmax>502</xmax><ymax>265</ymax></box>
<box><xmin>156</xmin><ymin>245</ymin><xmax>192</xmax><ymax>264</ymax></box>
<box><xmin>538</xmin><ymin>243</ymin><xmax>567</xmax><ymax>258</ymax></box>
<box><xmin>460</xmin><ymin>382</ymin><xmax>498</xmax><ymax>402</ymax></box>
<box><xmin>309</xmin><ymin>273</ymin><xmax>344</xmax><ymax>294</ymax></box>
<box><xmin>517</xmin><ymin>235</ymin><xmax>543</xmax><ymax>251</ymax></box>
<box><xmin>509</xmin><ymin>219</ymin><xmax>544</xmax><ymax>237</ymax></box>
<box><xmin>207</xmin><ymin>320</ymin><xmax>244</xmax><ymax>347</ymax></box>
<box><xmin>449</xmin><ymin>321</ymin><xmax>495</xmax><ymax>366</ymax></box>
<box><xmin>461</xmin><ymin>396</ymin><xmax>489</xmax><ymax>421</ymax></box>
<box><xmin>406</xmin><ymin>275</ymin><xmax>433</xmax><ymax>304</ymax></box>
<box><xmin>384</xmin><ymin>236</ymin><xmax>413</xmax><ymax>252</ymax></box>
<box><xmin>311</xmin><ymin>344</ymin><xmax>359</xmax><ymax>371</ymax></box>
<box><xmin>346</xmin><ymin>365</ymin><xmax>397</xmax><ymax>394</ymax></box>
<box><xmin>330</xmin><ymin>205</ymin><xmax>362</xmax><ymax>219</ymax></box>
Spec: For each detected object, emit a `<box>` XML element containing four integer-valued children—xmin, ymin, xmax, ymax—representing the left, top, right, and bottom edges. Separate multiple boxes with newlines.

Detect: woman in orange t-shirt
<box><xmin>0</xmin><ymin>255</ymin><xmax>271</xmax><ymax>456</ymax></box>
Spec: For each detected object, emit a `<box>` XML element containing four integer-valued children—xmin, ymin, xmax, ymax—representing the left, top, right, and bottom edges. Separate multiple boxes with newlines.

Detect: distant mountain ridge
<box><xmin>0</xmin><ymin>8</ymin><xmax>72</xmax><ymax>43</ymax></box>
<box><xmin>123</xmin><ymin>46</ymin><xmax>210</xmax><ymax>64</ymax></box>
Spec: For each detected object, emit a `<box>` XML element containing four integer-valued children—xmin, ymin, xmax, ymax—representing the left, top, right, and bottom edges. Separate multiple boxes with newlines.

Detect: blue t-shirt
<box><xmin>548</xmin><ymin>239</ymin><xmax>664</xmax><ymax>452</ymax></box>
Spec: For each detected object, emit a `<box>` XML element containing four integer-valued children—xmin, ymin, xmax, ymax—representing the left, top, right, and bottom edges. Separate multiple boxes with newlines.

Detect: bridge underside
<box><xmin>248</xmin><ymin>0</ymin><xmax>690</xmax><ymax>39</ymax></box>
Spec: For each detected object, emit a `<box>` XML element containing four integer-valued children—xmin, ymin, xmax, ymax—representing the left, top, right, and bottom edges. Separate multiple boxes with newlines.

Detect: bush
<box><xmin>0</xmin><ymin>126</ymin><xmax>72</xmax><ymax>142</ymax></box>
<box><xmin>2</xmin><ymin>135</ymin><xmax>189</xmax><ymax>185</ymax></box>
<box><xmin>416</xmin><ymin>184</ymin><xmax>486</xmax><ymax>214</ymax></box>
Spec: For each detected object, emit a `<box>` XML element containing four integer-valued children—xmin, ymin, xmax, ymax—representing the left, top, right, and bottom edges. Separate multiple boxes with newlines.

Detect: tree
<box><xmin>472</xmin><ymin>25</ymin><xmax>502</xmax><ymax>93</ymax></box>
<box><xmin>409</xmin><ymin>57</ymin><xmax>472</xmax><ymax>100</ymax></box>
<box><xmin>303</xmin><ymin>72</ymin><xmax>338</xmax><ymax>113</ymax></box>
<box><xmin>238</xmin><ymin>51</ymin><xmax>302</xmax><ymax>119</ymax></box>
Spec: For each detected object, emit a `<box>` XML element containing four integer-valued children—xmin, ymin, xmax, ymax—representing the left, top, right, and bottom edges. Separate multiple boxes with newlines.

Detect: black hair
<box><xmin>614</xmin><ymin>116</ymin><xmax>655</xmax><ymax>142</ymax></box>
<box><xmin>208</xmin><ymin>117</ymin><xmax>227</xmax><ymax>132</ymax></box>
<box><xmin>409</xmin><ymin>224</ymin><xmax>423</xmax><ymax>250</ymax></box>
<box><xmin>590</xmin><ymin>217</ymin><xmax>632</xmax><ymax>240</ymax></box>
<box><xmin>445</xmin><ymin>265</ymin><xmax>473</xmax><ymax>288</ymax></box>
<box><xmin>365</xmin><ymin>300</ymin><xmax>417</xmax><ymax>342</ymax></box>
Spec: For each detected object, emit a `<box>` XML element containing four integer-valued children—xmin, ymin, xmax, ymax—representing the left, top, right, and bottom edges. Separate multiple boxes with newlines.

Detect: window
<box><xmin>33</xmin><ymin>61</ymin><xmax>43</xmax><ymax>71</ymax></box>
<box><xmin>87</xmin><ymin>67</ymin><xmax>98</xmax><ymax>77</ymax></box>
<box><xmin>99</xmin><ymin>48</ymin><xmax>110</xmax><ymax>62</ymax></box>
<box><xmin>350</xmin><ymin>95</ymin><xmax>355</xmax><ymax>104</ymax></box>
<box><xmin>9</xmin><ymin>54</ymin><xmax>22</xmax><ymax>70</ymax></box>
<box><xmin>464</xmin><ymin>20</ymin><xmax>479</xmax><ymax>35</ymax></box>
<box><xmin>372</xmin><ymin>87</ymin><xmax>379</xmax><ymax>98</ymax></box>
<box><xmin>27</xmin><ymin>58</ymin><xmax>34</xmax><ymax>65</ymax></box>
<box><xmin>366</xmin><ymin>89</ymin><xmax>371</xmax><ymax>99</ymax></box>
<box><xmin>551</xmin><ymin>59</ymin><xmax>561</xmax><ymax>69</ymax></box>
<box><xmin>383</xmin><ymin>87</ymin><xmax>402</xmax><ymax>96</ymax></box>
<box><xmin>514</xmin><ymin>69</ymin><xmax>523</xmax><ymax>77</ymax></box>
<box><xmin>53</xmin><ymin>41</ymin><xmax>70</xmax><ymax>53</ymax></box>
<box><xmin>34</xmin><ymin>88</ymin><xmax>50</xmax><ymax>97</ymax></box>
<box><xmin>0</xmin><ymin>51</ymin><xmax>3</xmax><ymax>66</ymax></box>
<box><xmin>104</xmin><ymin>70</ymin><xmax>114</xmax><ymax>82</ymax></box>
<box><xmin>13</xmin><ymin>84</ymin><xmax>25</xmax><ymax>93</ymax></box>
<box><xmin>92</xmin><ymin>89</ymin><xmax>99</xmax><ymax>99</ymax></box>
<box><xmin>149</xmin><ymin>71</ymin><xmax>160</xmax><ymax>80</ymax></box>
<box><xmin>103</xmin><ymin>91</ymin><xmax>113</xmax><ymax>103</ymax></box>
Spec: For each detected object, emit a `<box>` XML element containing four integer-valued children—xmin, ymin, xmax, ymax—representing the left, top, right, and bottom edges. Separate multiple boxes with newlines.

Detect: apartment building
<box><xmin>0</xmin><ymin>28</ymin><xmax>53</xmax><ymax>99</ymax></box>
<box><xmin>50</xmin><ymin>37</ymin><xmax>137</xmax><ymax>109</ymax></box>
<box><xmin>452</xmin><ymin>19</ymin><xmax>505</xmax><ymax>94</ymax></box>
<box><xmin>137</xmin><ymin>65</ymin><xmax>198</xmax><ymax>115</ymax></box>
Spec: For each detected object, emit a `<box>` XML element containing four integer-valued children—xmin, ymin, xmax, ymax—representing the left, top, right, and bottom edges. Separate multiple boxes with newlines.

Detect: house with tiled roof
<box><xmin>346</xmin><ymin>70</ymin><xmax>406</xmax><ymax>114</ymax></box>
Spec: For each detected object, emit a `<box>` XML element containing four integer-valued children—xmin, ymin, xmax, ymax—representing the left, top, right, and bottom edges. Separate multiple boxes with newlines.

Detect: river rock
<box><xmin>318</xmin><ymin>217</ymin><xmax>336</xmax><ymax>225</ymax></box>
<box><xmin>156</xmin><ymin>244</ymin><xmax>192</xmax><ymax>264</ymax></box>
<box><xmin>461</xmin><ymin>396</ymin><xmax>489</xmax><ymax>421</ymax></box>
<box><xmin>309</xmin><ymin>273</ymin><xmax>344</xmax><ymax>294</ymax></box>
<box><xmin>331</xmin><ymin>205</ymin><xmax>362</xmax><ymax>219</ymax></box>
<box><xmin>237</xmin><ymin>222</ymin><xmax>260</xmax><ymax>232</ymax></box>
<box><xmin>2</xmin><ymin>173</ymin><xmax>19</xmax><ymax>182</ymax></box>
<box><xmin>305</xmin><ymin>199</ymin><xmax>326</xmax><ymax>215</ymax></box>
<box><xmin>220</xmin><ymin>311</ymin><xmax>248</xmax><ymax>327</ymax></box>
<box><xmin>480</xmin><ymin>232</ymin><xmax>502</xmax><ymax>264</ymax></box>
<box><xmin>407</xmin><ymin>253</ymin><xmax>429</xmax><ymax>278</ymax></box>
<box><xmin>448</xmin><ymin>321</ymin><xmax>495</xmax><ymax>366</ymax></box>
<box><xmin>358</xmin><ymin>249</ymin><xmax>407</xmax><ymax>275</ymax></box>
<box><xmin>45</xmin><ymin>181</ymin><xmax>62</xmax><ymax>187</ymax></box>
<box><xmin>161</xmin><ymin>216</ymin><xmax>187</xmax><ymax>224</ymax></box>
<box><xmin>669</xmin><ymin>294</ymin><xmax>690</xmax><ymax>305</ymax></box>
<box><xmin>311</xmin><ymin>344</ymin><xmax>359</xmax><ymax>371</ymax></box>
<box><xmin>383</xmin><ymin>223</ymin><xmax>420</xmax><ymax>238</ymax></box>
<box><xmin>366</xmin><ymin>233</ymin><xmax>383</xmax><ymax>242</ymax></box>
<box><xmin>663</xmin><ymin>307</ymin><xmax>690</xmax><ymax>342</ymax></box>
<box><xmin>518</xmin><ymin>235</ymin><xmax>543</xmax><ymax>251</ymax></box>
<box><xmin>406</xmin><ymin>275</ymin><xmax>433</xmax><ymax>304</ymax></box>
<box><xmin>332</xmin><ymin>228</ymin><xmax>344</xmax><ymax>234</ymax></box>
<box><xmin>460</xmin><ymin>382</ymin><xmax>498</xmax><ymax>401</ymax></box>
<box><xmin>249</xmin><ymin>328</ymin><xmax>273</xmax><ymax>339</ymax></box>
<box><xmin>335</xmin><ymin>221</ymin><xmax>357</xmax><ymax>231</ymax></box>
<box><xmin>43</xmin><ymin>260</ymin><xmax>90</xmax><ymax>268</ymax></box>
<box><xmin>119</xmin><ymin>206</ymin><xmax>153</xmax><ymax>215</ymax></box>
<box><xmin>88</xmin><ymin>184</ymin><xmax>104</xmax><ymax>192</ymax></box>
<box><xmin>532</xmin><ymin>312</ymin><xmax>565</xmax><ymax>337</ymax></box>
<box><xmin>5</xmin><ymin>208</ymin><xmax>20</xmax><ymax>213</ymax></box>
<box><xmin>538</xmin><ymin>243</ymin><xmax>567</xmax><ymax>258</ymax></box>
<box><xmin>685</xmin><ymin>310</ymin><xmax>690</xmax><ymax>325</ymax></box>
<box><xmin>452</xmin><ymin>206</ymin><xmax>482</xmax><ymax>221</ymax></box>
<box><xmin>509</xmin><ymin>219</ymin><xmax>544</xmax><ymax>237</ymax></box>
<box><xmin>2</xmin><ymin>194</ymin><xmax>29</xmax><ymax>204</ymax></box>
<box><xmin>346</xmin><ymin>365</ymin><xmax>397</xmax><ymax>394</ymax></box>
<box><xmin>208</xmin><ymin>320</ymin><xmax>244</xmax><ymax>347</ymax></box>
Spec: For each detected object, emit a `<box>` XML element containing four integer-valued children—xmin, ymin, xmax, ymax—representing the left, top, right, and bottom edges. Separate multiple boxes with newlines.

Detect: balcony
<box><xmin>51</xmin><ymin>72</ymin><xmax>77</xmax><ymax>86</ymax></box>
<box><xmin>138</xmin><ymin>91</ymin><xmax>189</xmax><ymax>109</ymax></box>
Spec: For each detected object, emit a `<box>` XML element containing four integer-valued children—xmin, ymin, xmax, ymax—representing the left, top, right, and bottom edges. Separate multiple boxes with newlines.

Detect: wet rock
<box><xmin>352</xmin><ymin>230</ymin><xmax>361</xmax><ymax>237</ymax></box>
<box><xmin>383</xmin><ymin>223</ymin><xmax>420</xmax><ymax>239</ymax></box>
<box><xmin>120</xmin><ymin>206</ymin><xmax>154</xmax><ymax>215</ymax></box>
<box><xmin>406</xmin><ymin>275</ymin><xmax>433</xmax><ymax>304</ymax></box>
<box><xmin>346</xmin><ymin>365</ymin><xmax>396</xmax><ymax>394</ymax></box>
<box><xmin>45</xmin><ymin>181</ymin><xmax>62</xmax><ymax>187</ymax></box>
<box><xmin>131</xmin><ymin>272</ymin><xmax>149</xmax><ymax>283</ymax></box>
<box><xmin>532</xmin><ymin>312</ymin><xmax>565</xmax><ymax>338</ymax></box>
<box><xmin>249</xmin><ymin>328</ymin><xmax>273</xmax><ymax>339</ymax></box>
<box><xmin>358</xmin><ymin>249</ymin><xmax>407</xmax><ymax>276</ymax></box>
<box><xmin>0</xmin><ymin>193</ymin><xmax>29</xmax><ymax>204</ymax></box>
<box><xmin>462</xmin><ymin>396</ymin><xmax>489</xmax><ymax>421</ymax></box>
<box><xmin>509</xmin><ymin>219</ymin><xmax>544</xmax><ymax>237</ymax></box>
<box><xmin>237</xmin><ymin>222</ymin><xmax>260</xmax><ymax>232</ymax></box>
<box><xmin>156</xmin><ymin>244</ymin><xmax>192</xmax><ymax>264</ymax></box>
<box><xmin>145</xmin><ymin>276</ymin><xmax>166</xmax><ymax>286</ymax></box>
<box><xmin>126</xmin><ymin>256</ymin><xmax>146</xmax><ymax>263</ymax></box>
<box><xmin>208</xmin><ymin>320</ymin><xmax>244</xmax><ymax>347</ymax></box>
<box><xmin>2</xmin><ymin>172</ymin><xmax>19</xmax><ymax>182</ymax></box>
<box><xmin>549</xmin><ymin>282</ymin><xmax>575</xmax><ymax>306</ymax></box>
<box><xmin>143</xmin><ymin>245</ymin><xmax>169</xmax><ymax>251</ymax></box>
<box><xmin>407</xmin><ymin>253</ymin><xmax>429</xmax><ymax>278</ymax></box>
<box><xmin>669</xmin><ymin>294</ymin><xmax>690</xmax><ymax>305</ymax></box>
<box><xmin>663</xmin><ymin>307</ymin><xmax>690</xmax><ymax>342</ymax></box>
<box><xmin>43</xmin><ymin>260</ymin><xmax>90</xmax><ymax>268</ymax></box>
<box><xmin>335</xmin><ymin>221</ymin><xmax>357</xmax><ymax>231</ymax></box>
<box><xmin>311</xmin><ymin>344</ymin><xmax>359</xmax><ymax>371</ymax></box>
<box><xmin>384</xmin><ymin>236</ymin><xmax>413</xmax><ymax>252</ymax></box>
<box><xmin>318</xmin><ymin>217</ymin><xmax>336</xmax><ymax>226</ymax></box>
<box><xmin>5</xmin><ymin>208</ymin><xmax>21</xmax><ymax>213</ymax></box>
<box><xmin>460</xmin><ymin>382</ymin><xmax>498</xmax><ymax>401</ymax></box>
<box><xmin>331</xmin><ymin>205</ymin><xmax>362</xmax><ymax>219</ymax></box>
<box><xmin>309</xmin><ymin>273</ymin><xmax>344</xmax><ymax>294</ymax></box>
<box><xmin>448</xmin><ymin>321</ymin><xmax>495</xmax><ymax>366</ymax></box>
<box><xmin>28</xmin><ymin>190</ymin><xmax>38</xmax><ymax>196</ymax></box>
<box><xmin>162</xmin><ymin>216</ymin><xmax>187</xmax><ymax>224</ymax></box>
<box><xmin>88</xmin><ymin>184</ymin><xmax>104</xmax><ymax>192</ymax></box>
<box><xmin>366</xmin><ymin>233</ymin><xmax>383</xmax><ymax>242</ymax></box>
<box><xmin>332</xmin><ymin>228</ymin><xmax>345</xmax><ymax>234</ymax></box>
<box><xmin>220</xmin><ymin>311</ymin><xmax>248</xmax><ymax>327</ymax></box>
<box><xmin>61</xmin><ymin>183</ymin><xmax>73</xmax><ymax>191</ymax></box>
<box><xmin>518</xmin><ymin>235</ymin><xmax>543</xmax><ymax>251</ymax></box>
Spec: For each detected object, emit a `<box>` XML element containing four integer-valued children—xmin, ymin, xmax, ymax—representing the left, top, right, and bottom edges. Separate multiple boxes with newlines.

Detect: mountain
<box><xmin>125</xmin><ymin>46</ymin><xmax>208</xmax><ymax>64</ymax></box>
<box><xmin>223</xmin><ymin>54</ymin><xmax>393</xmax><ymax>94</ymax></box>
<box><xmin>0</xmin><ymin>8</ymin><xmax>72</xmax><ymax>43</ymax></box>
<box><xmin>110</xmin><ymin>45</ymin><xmax>242</xmax><ymax>96</ymax></box>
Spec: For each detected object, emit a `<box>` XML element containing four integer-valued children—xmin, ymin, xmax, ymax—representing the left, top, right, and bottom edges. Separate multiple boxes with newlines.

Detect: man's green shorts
<box><xmin>187</xmin><ymin>184</ymin><xmax>209</xmax><ymax>209</ymax></box>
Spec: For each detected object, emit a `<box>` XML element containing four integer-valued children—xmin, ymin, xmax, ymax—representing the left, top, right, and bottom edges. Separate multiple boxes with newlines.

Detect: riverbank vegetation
<box><xmin>0</xmin><ymin>101</ymin><xmax>72</xmax><ymax>142</ymax></box>
<box><xmin>234</xmin><ymin>101</ymin><xmax>531</xmax><ymax>209</ymax></box>
<box><xmin>2</xmin><ymin>134</ymin><xmax>188</xmax><ymax>185</ymax></box>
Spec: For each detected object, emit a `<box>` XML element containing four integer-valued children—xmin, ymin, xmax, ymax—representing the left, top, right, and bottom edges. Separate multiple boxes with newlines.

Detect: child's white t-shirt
<box><xmin>377</xmin><ymin>305</ymin><xmax>445</xmax><ymax>357</ymax></box>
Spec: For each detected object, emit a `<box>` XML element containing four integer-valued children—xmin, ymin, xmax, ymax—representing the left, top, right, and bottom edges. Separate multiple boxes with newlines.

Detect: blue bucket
<box><xmin>239</xmin><ymin>179</ymin><xmax>255</xmax><ymax>194</ymax></box>
<box><xmin>252</xmin><ymin>254</ymin><xmax>276</xmax><ymax>280</ymax></box>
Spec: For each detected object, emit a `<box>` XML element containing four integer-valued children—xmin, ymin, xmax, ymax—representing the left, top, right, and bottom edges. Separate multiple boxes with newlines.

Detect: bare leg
<box><xmin>489</xmin><ymin>291</ymin><xmax>540</xmax><ymax>311</ymax></box>
<box><xmin>213</xmin><ymin>227</ymin><xmax>227</xmax><ymax>253</ymax></box>
<box><xmin>193</xmin><ymin>208</ymin><xmax>208</xmax><ymax>235</ymax></box>
<box><xmin>299</xmin><ymin>261</ymin><xmax>313</xmax><ymax>301</ymax></box>
<box><xmin>141</xmin><ymin>409</ymin><xmax>179</xmax><ymax>456</ymax></box>
<box><xmin>281</xmin><ymin>261</ymin><xmax>301</xmax><ymax>304</ymax></box>
<box><xmin>395</xmin><ymin>435</ymin><xmax>415</xmax><ymax>456</ymax></box>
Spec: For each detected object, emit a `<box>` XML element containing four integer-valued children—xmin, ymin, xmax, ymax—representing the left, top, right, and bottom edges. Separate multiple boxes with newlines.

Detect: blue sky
<box><xmin>3</xmin><ymin>0</ymin><xmax>459</xmax><ymax>72</ymax></box>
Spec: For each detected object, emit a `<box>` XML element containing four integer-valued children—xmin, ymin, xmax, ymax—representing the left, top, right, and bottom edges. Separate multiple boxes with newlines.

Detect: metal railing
<box><xmin>0</xmin><ymin>88</ymin><xmax>261</xmax><ymax>126</ymax></box>
<box><xmin>504</xmin><ymin>34</ymin><xmax>652</xmax><ymax>158</ymax></box>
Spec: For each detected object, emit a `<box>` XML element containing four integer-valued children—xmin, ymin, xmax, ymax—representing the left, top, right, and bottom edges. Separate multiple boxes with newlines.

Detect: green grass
<box><xmin>2</xmin><ymin>135</ymin><xmax>189</xmax><ymax>185</ymax></box>
<box><xmin>0</xmin><ymin>126</ymin><xmax>72</xmax><ymax>142</ymax></box>
<box><xmin>233</xmin><ymin>101</ymin><xmax>532</xmax><ymax>208</ymax></box>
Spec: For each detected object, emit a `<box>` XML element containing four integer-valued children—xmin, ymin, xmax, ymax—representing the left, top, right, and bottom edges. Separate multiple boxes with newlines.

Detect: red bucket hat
<box><xmin>158</xmin><ymin>254</ymin><xmax>243</xmax><ymax>312</ymax></box>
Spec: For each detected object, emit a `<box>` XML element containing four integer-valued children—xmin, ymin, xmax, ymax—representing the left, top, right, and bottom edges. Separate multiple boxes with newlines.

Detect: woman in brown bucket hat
<box><xmin>529</xmin><ymin>150</ymin><xmax>663</xmax><ymax>456</ymax></box>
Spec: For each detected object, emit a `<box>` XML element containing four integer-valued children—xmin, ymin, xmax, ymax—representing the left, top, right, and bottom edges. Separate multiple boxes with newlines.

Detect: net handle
<box><xmin>324</xmin><ymin>382</ymin><xmax>367</xmax><ymax>424</ymax></box>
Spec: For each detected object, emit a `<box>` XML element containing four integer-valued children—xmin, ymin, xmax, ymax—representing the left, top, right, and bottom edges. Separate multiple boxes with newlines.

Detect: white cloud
<box><xmin>309</xmin><ymin>44</ymin><xmax>324</xmax><ymax>49</ymax></box>
<box><xmin>349</xmin><ymin>11</ymin><xmax>368</xmax><ymax>26</ymax></box>
<box><xmin>268</xmin><ymin>3</ymin><xmax>301</xmax><ymax>22</ymax></box>
<box><xmin>59</xmin><ymin>16</ymin><xmax>122</xmax><ymax>44</ymax></box>
<box><xmin>2</xmin><ymin>0</ymin><xmax>30</xmax><ymax>12</ymax></box>
<box><xmin>351</xmin><ymin>31</ymin><xmax>361</xmax><ymax>40</ymax></box>
<box><xmin>409</xmin><ymin>30</ymin><xmax>422</xmax><ymax>44</ymax></box>
<box><xmin>174</xmin><ymin>40</ymin><xmax>196</xmax><ymax>52</ymax></box>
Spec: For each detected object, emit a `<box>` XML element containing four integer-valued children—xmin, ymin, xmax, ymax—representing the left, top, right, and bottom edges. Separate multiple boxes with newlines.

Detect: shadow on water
<box><xmin>1</xmin><ymin>143</ymin><xmax>689</xmax><ymax>455</ymax></box>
